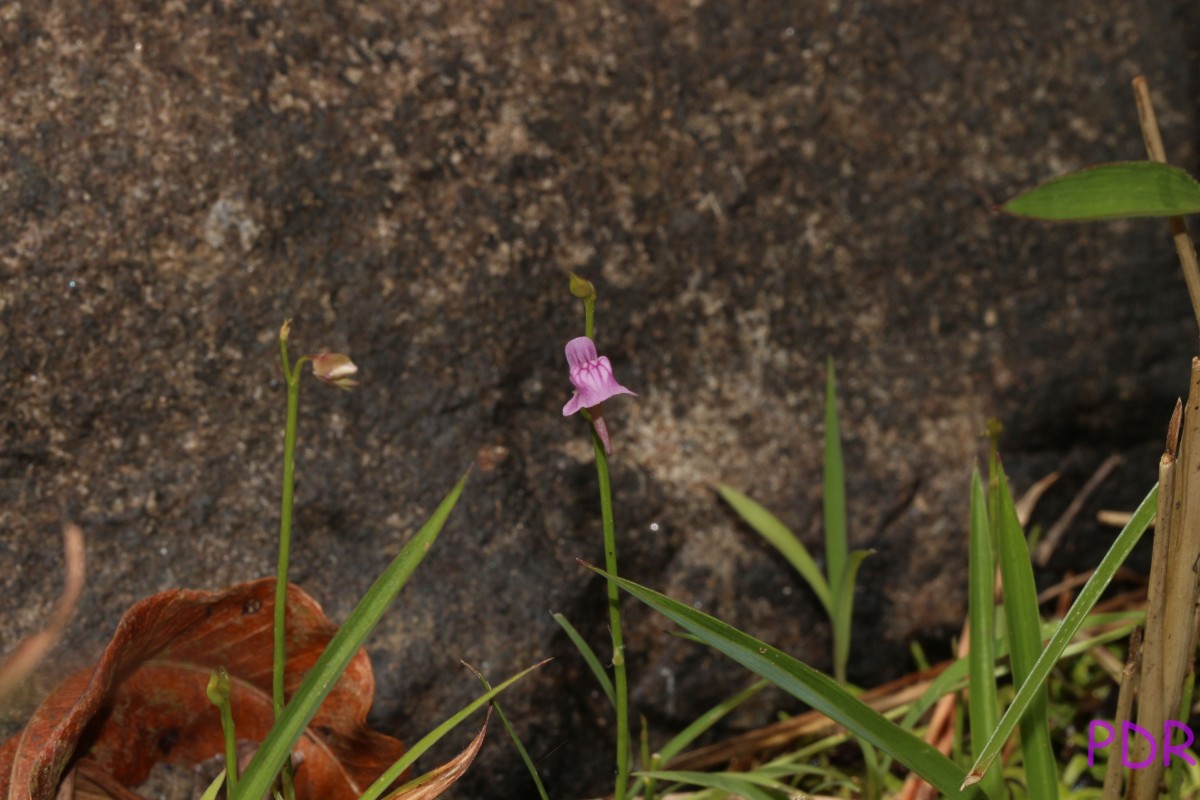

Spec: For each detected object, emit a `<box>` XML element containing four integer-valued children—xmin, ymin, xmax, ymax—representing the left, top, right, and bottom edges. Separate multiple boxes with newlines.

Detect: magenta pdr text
<box><xmin>1087</xmin><ymin>721</ymin><xmax>1197</xmax><ymax>769</ymax></box>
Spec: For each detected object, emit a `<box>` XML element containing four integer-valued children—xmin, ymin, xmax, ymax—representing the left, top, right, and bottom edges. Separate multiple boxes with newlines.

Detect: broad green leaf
<box><xmin>232</xmin><ymin>471</ymin><xmax>470</xmax><ymax>800</ymax></box>
<box><xmin>964</xmin><ymin>482</ymin><xmax>1158</xmax><ymax>788</ymax></box>
<box><xmin>1002</xmin><ymin>161</ymin><xmax>1200</xmax><ymax>221</ymax></box>
<box><xmin>590</xmin><ymin>566</ymin><xmax>981</xmax><ymax>798</ymax></box>
<box><xmin>994</xmin><ymin>467</ymin><xmax>1057</xmax><ymax>799</ymax></box>
<box><xmin>717</xmin><ymin>484</ymin><xmax>832</xmax><ymax>615</ymax></box>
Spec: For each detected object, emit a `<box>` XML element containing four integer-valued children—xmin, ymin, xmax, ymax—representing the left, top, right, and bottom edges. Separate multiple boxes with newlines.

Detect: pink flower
<box><xmin>562</xmin><ymin>336</ymin><xmax>636</xmax><ymax>453</ymax></box>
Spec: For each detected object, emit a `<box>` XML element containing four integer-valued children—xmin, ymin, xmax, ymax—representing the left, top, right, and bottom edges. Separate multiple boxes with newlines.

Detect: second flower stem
<box><xmin>592</xmin><ymin>426</ymin><xmax>629</xmax><ymax>800</ymax></box>
<box><xmin>275</xmin><ymin>339</ymin><xmax>305</xmax><ymax>800</ymax></box>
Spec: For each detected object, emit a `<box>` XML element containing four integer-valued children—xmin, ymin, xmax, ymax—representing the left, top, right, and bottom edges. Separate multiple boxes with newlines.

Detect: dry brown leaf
<box><xmin>0</xmin><ymin>578</ymin><xmax>405</xmax><ymax>800</ymax></box>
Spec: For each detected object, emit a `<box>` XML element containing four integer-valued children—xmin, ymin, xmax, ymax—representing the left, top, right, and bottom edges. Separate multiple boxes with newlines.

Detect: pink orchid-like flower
<box><xmin>562</xmin><ymin>336</ymin><xmax>636</xmax><ymax>453</ymax></box>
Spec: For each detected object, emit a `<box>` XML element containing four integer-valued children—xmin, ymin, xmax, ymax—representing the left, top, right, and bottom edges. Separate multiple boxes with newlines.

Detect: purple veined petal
<box><xmin>562</xmin><ymin>336</ymin><xmax>637</xmax><ymax>415</ymax></box>
<box><xmin>565</xmin><ymin>336</ymin><xmax>599</xmax><ymax>369</ymax></box>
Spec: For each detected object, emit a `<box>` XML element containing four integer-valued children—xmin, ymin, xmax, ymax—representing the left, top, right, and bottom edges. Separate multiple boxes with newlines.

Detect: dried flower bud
<box><xmin>310</xmin><ymin>352</ymin><xmax>359</xmax><ymax>390</ymax></box>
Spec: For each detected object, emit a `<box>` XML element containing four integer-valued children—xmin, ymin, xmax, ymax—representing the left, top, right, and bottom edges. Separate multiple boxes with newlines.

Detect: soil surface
<box><xmin>3</xmin><ymin>1</ymin><xmax>1199</xmax><ymax>797</ymax></box>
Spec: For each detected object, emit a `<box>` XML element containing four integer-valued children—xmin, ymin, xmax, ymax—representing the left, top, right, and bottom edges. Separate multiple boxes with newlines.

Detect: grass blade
<box><xmin>627</xmin><ymin>680</ymin><xmax>769</xmax><ymax>798</ymax></box>
<box><xmin>963</xmin><ymin>481</ymin><xmax>1158</xmax><ymax>788</ymax></box>
<box><xmin>468</xmin><ymin>667</ymin><xmax>550</xmax><ymax>800</ymax></box>
<box><xmin>588</xmin><ymin>565</ymin><xmax>981</xmax><ymax>798</ymax></box>
<box><xmin>1001</xmin><ymin>161</ymin><xmax>1200</xmax><ymax>220</ymax></box>
<box><xmin>966</xmin><ymin>468</ymin><xmax>1003</xmax><ymax>800</ymax></box>
<box><xmin>552</xmin><ymin>612</ymin><xmax>616</xmax><ymax>707</ymax></box>
<box><xmin>717</xmin><ymin>485</ymin><xmax>832</xmax><ymax>615</ymax></box>
<box><xmin>832</xmin><ymin>548</ymin><xmax>873</xmax><ymax>685</ymax></box>
<box><xmin>993</xmin><ymin>466</ymin><xmax>1058</xmax><ymax>798</ymax></box>
<box><xmin>359</xmin><ymin>660</ymin><xmax>549</xmax><ymax>800</ymax></box>
<box><xmin>232</xmin><ymin>471</ymin><xmax>470</xmax><ymax>800</ymax></box>
<box><xmin>824</xmin><ymin>357</ymin><xmax>848</xmax><ymax>604</ymax></box>
<box><xmin>637</xmin><ymin>770</ymin><xmax>793</xmax><ymax>800</ymax></box>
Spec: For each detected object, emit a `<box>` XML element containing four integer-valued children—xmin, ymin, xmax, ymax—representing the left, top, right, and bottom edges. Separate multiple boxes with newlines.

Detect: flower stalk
<box><xmin>562</xmin><ymin>276</ymin><xmax>636</xmax><ymax>799</ymax></box>
<box><xmin>272</xmin><ymin>321</ymin><xmax>357</xmax><ymax>800</ymax></box>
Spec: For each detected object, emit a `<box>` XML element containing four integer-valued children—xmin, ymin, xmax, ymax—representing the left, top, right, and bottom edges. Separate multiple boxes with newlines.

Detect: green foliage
<box><xmin>587</xmin><ymin>562</ymin><xmax>983</xmax><ymax>798</ymax></box>
<box><xmin>718</xmin><ymin>359</ymin><xmax>872</xmax><ymax>686</ymax></box>
<box><xmin>233</xmin><ymin>472</ymin><xmax>471</xmax><ymax>800</ymax></box>
<box><xmin>964</xmin><ymin>483</ymin><xmax>1158</xmax><ymax>788</ymax></box>
<box><xmin>1002</xmin><ymin>161</ymin><xmax>1200</xmax><ymax>220</ymax></box>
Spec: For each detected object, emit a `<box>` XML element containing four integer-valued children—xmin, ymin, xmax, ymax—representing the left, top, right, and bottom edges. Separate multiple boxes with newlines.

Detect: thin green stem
<box><xmin>593</xmin><ymin>427</ymin><xmax>630</xmax><ymax>800</ymax></box>
<box><xmin>584</xmin><ymin>297</ymin><xmax>595</xmax><ymax>340</ymax></box>
<box><xmin>274</xmin><ymin>337</ymin><xmax>306</xmax><ymax>800</ymax></box>
<box><xmin>275</xmin><ymin>367</ymin><xmax>300</xmax><ymax>720</ymax></box>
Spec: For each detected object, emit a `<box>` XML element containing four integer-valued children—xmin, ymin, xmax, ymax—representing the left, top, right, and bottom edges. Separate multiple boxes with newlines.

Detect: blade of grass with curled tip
<box><xmin>833</xmin><ymin>548</ymin><xmax>873</xmax><ymax>685</ymax></box>
<box><xmin>231</xmin><ymin>471</ymin><xmax>470</xmax><ymax>800</ymax></box>
<box><xmin>468</xmin><ymin>666</ymin><xmax>549</xmax><ymax>800</ymax></box>
<box><xmin>551</xmin><ymin>612</ymin><xmax>616</xmax><ymax>707</ymax></box>
<box><xmin>993</xmin><ymin>466</ymin><xmax>1058</xmax><ymax>799</ymax></box>
<box><xmin>717</xmin><ymin>485</ymin><xmax>832</xmax><ymax>616</ymax></box>
<box><xmin>963</xmin><ymin>481</ymin><xmax>1159</xmax><ymax>789</ymax></box>
<box><xmin>585</xmin><ymin>564</ymin><xmax>982</xmax><ymax>799</ymax></box>
<box><xmin>1002</xmin><ymin>162</ymin><xmax>1200</xmax><ymax>220</ymax></box>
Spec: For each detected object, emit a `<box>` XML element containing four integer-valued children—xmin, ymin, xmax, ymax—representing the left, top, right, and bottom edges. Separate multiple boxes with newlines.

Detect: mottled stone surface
<box><xmin>3</xmin><ymin>1</ymin><xmax>1199</xmax><ymax>797</ymax></box>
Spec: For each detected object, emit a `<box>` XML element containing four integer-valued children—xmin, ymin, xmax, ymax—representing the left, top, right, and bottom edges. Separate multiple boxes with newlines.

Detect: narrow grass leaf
<box><xmin>637</xmin><ymin>770</ymin><xmax>791</xmax><ymax>800</ymax></box>
<box><xmin>658</xmin><ymin>680</ymin><xmax>768</xmax><ymax>763</ymax></box>
<box><xmin>358</xmin><ymin>660</ymin><xmax>550</xmax><ymax>800</ymax></box>
<box><xmin>198</xmin><ymin>770</ymin><xmax>227</xmax><ymax>800</ymax></box>
<box><xmin>469</xmin><ymin>668</ymin><xmax>550</xmax><ymax>800</ymax></box>
<box><xmin>628</xmin><ymin>680</ymin><xmax>769</xmax><ymax>798</ymax></box>
<box><xmin>552</xmin><ymin>612</ymin><xmax>616</xmax><ymax>707</ymax></box>
<box><xmin>833</xmin><ymin>548</ymin><xmax>873</xmax><ymax>685</ymax></box>
<box><xmin>590</xmin><ymin>566</ymin><xmax>981</xmax><ymax>798</ymax></box>
<box><xmin>966</xmin><ymin>468</ymin><xmax>1003</xmax><ymax>800</ymax></box>
<box><xmin>994</xmin><ymin>466</ymin><xmax>1058</xmax><ymax>798</ymax></box>
<box><xmin>717</xmin><ymin>485</ymin><xmax>832</xmax><ymax>615</ymax></box>
<box><xmin>232</xmin><ymin>472</ymin><xmax>470</xmax><ymax>800</ymax></box>
<box><xmin>963</xmin><ymin>482</ymin><xmax>1158</xmax><ymax>788</ymax></box>
<box><xmin>1002</xmin><ymin>161</ymin><xmax>1200</xmax><ymax>221</ymax></box>
<box><xmin>823</xmin><ymin>357</ymin><xmax>848</xmax><ymax>602</ymax></box>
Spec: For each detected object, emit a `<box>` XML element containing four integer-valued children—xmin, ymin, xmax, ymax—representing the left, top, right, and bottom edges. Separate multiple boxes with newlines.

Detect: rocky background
<box><xmin>3</xmin><ymin>1</ymin><xmax>1199</xmax><ymax>797</ymax></box>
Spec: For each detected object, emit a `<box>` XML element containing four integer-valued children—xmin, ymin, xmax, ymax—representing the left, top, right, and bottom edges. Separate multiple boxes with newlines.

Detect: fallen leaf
<box><xmin>0</xmin><ymin>578</ymin><xmax>404</xmax><ymax>800</ymax></box>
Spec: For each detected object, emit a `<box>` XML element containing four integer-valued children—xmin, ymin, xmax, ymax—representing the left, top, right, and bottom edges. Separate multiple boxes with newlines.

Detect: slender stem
<box><xmin>218</xmin><ymin>687</ymin><xmax>239</xmax><ymax>793</ymax></box>
<box><xmin>593</xmin><ymin>429</ymin><xmax>629</xmax><ymax>800</ymax></box>
<box><xmin>275</xmin><ymin>339</ymin><xmax>305</xmax><ymax>800</ymax></box>
<box><xmin>275</xmin><ymin>368</ymin><xmax>301</xmax><ymax>720</ymax></box>
<box><xmin>1132</xmin><ymin>76</ymin><xmax>1200</xmax><ymax>335</ymax></box>
<box><xmin>584</xmin><ymin>297</ymin><xmax>595</xmax><ymax>340</ymax></box>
